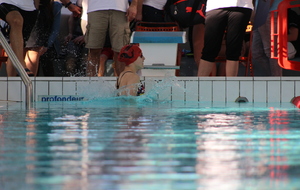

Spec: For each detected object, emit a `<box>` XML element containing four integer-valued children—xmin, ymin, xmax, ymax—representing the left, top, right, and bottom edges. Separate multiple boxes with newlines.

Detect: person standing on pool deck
<box><xmin>116</xmin><ymin>44</ymin><xmax>145</xmax><ymax>96</ymax></box>
<box><xmin>197</xmin><ymin>0</ymin><xmax>254</xmax><ymax>77</ymax></box>
<box><xmin>85</xmin><ymin>0</ymin><xmax>138</xmax><ymax>77</ymax></box>
<box><xmin>25</xmin><ymin>0</ymin><xmax>62</xmax><ymax>76</ymax></box>
<box><xmin>0</xmin><ymin>0</ymin><xmax>39</xmax><ymax>76</ymax></box>
<box><xmin>0</xmin><ymin>0</ymin><xmax>81</xmax><ymax>77</ymax></box>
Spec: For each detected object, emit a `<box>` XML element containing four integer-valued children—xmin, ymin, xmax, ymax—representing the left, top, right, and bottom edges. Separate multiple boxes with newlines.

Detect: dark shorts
<box><xmin>142</xmin><ymin>5</ymin><xmax>165</xmax><ymax>22</ymax></box>
<box><xmin>0</xmin><ymin>3</ymin><xmax>38</xmax><ymax>42</ymax></box>
<box><xmin>201</xmin><ymin>7</ymin><xmax>252</xmax><ymax>62</ymax></box>
<box><xmin>26</xmin><ymin>7</ymin><xmax>52</xmax><ymax>47</ymax></box>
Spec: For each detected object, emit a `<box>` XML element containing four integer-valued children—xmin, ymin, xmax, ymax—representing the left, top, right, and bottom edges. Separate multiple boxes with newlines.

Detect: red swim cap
<box><xmin>118</xmin><ymin>44</ymin><xmax>142</xmax><ymax>66</ymax></box>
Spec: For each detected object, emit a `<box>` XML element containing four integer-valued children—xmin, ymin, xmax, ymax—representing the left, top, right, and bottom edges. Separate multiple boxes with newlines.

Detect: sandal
<box><xmin>17</xmin><ymin>68</ymin><xmax>34</xmax><ymax>77</ymax></box>
<box><xmin>25</xmin><ymin>68</ymin><xmax>34</xmax><ymax>76</ymax></box>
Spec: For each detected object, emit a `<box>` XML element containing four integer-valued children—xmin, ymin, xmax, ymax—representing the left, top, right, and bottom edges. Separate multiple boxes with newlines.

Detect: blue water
<box><xmin>0</xmin><ymin>99</ymin><xmax>300</xmax><ymax>190</ymax></box>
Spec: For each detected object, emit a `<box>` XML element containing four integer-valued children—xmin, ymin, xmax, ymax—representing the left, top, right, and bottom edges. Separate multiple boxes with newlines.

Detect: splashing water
<box><xmin>78</xmin><ymin>76</ymin><xmax>186</xmax><ymax>103</ymax></box>
<box><xmin>75</xmin><ymin>75</ymin><xmax>185</xmax><ymax>102</ymax></box>
<box><xmin>144</xmin><ymin>76</ymin><xmax>186</xmax><ymax>100</ymax></box>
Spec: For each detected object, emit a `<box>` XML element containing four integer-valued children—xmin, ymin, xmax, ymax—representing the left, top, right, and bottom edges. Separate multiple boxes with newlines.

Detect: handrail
<box><xmin>0</xmin><ymin>31</ymin><xmax>33</xmax><ymax>109</ymax></box>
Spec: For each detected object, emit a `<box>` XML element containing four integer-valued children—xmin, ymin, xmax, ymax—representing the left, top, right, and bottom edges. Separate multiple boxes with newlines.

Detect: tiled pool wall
<box><xmin>0</xmin><ymin>76</ymin><xmax>300</xmax><ymax>103</ymax></box>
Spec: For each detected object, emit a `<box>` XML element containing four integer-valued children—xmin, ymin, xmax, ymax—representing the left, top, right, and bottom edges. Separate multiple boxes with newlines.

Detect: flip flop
<box><xmin>17</xmin><ymin>68</ymin><xmax>34</xmax><ymax>77</ymax></box>
<box><xmin>25</xmin><ymin>68</ymin><xmax>34</xmax><ymax>76</ymax></box>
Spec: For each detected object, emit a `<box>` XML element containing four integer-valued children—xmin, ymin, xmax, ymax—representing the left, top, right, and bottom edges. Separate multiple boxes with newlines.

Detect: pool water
<box><xmin>0</xmin><ymin>99</ymin><xmax>300</xmax><ymax>190</ymax></box>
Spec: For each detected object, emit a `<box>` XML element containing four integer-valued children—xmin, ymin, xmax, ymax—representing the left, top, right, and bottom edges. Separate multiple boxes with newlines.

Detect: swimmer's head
<box><xmin>118</xmin><ymin>44</ymin><xmax>143</xmax><ymax>66</ymax></box>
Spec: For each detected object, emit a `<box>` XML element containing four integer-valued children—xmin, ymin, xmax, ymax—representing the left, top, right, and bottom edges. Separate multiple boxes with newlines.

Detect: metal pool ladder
<box><xmin>0</xmin><ymin>31</ymin><xmax>33</xmax><ymax>108</ymax></box>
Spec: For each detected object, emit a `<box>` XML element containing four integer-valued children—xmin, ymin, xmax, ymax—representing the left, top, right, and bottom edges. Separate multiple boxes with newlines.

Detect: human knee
<box><xmin>6</xmin><ymin>12</ymin><xmax>24</xmax><ymax>27</ymax></box>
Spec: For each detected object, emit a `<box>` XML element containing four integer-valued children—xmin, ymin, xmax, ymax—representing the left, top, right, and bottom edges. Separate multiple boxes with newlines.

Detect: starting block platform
<box><xmin>130</xmin><ymin>31</ymin><xmax>186</xmax><ymax>76</ymax></box>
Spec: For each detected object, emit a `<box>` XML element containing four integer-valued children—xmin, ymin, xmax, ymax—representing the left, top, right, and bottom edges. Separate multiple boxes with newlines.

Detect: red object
<box><xmin>135</xmin><ymin>22</ymin><xmax>179</xmax><ymax>32</ymax></box>
<box><xmin>0</xmin><ymin>49</ymin><xmax>7</xmax><ymax>63</ymax></box>
<box><xmin>186</xmin><ymin>7</ymin><xmax>192</xmax><ymax>12</ymax></box>
<box><xmin>118</xmin><ymin>44</ymin><xmax>142</xmax><ymax>66</ymax></box>
<box><xmin>291</xmin><ymin>96</ymin><xmax>300</xmax><ymax>108</ymax></box>
<box><xmin>174</xmin><ymin>0</ymin><xmax>187</xmax><ymax>5</ymax></box>
<box><xmin>101</xmin><ymin>47</ymin><xmax>113</xmax><ymax>59</ymax></box>
<box><xmin>270</xmin><ymin>0</ymin><xmax>300</xmax><ymax>71</ymax></box>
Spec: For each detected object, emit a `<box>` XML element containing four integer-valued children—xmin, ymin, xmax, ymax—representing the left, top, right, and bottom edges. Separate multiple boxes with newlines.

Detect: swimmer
<box><xmin>116</xmin><ymin>44</ymin><xmax>145</xmax><ymax>96</ymax></box>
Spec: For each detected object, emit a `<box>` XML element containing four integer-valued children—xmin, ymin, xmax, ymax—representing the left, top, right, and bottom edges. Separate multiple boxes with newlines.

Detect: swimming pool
<box><xmin>1</xmin><ymin>99</ymin><xmax>300</xmax><ymax>190</ymax></box>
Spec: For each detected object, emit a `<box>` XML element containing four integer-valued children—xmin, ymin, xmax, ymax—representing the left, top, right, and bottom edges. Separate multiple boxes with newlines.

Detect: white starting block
<box><xmin>130</xmin><ymin>31</ymin><xmax>186</xmax><ymax>76</ymax></box>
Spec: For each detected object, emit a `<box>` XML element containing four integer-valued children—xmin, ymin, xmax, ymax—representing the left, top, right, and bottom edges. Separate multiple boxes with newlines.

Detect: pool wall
<box><xmin>1</xmin><ymin>76</ymin><xmax>300</xmax><ymax>103</ymax></box>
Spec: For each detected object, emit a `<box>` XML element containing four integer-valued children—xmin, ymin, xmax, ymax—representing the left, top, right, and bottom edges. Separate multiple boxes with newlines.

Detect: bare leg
<box><xmin>226</xmin><ymin>60</ymin><xmax>239</xmax><ymax>76</ymax></box>
<box><xmin>87</xmin><ymin>48</ymin><xmax>101</xmax><ymax>76</ymax></box>
<box><xmin>6</xmin><ymin>59</ymin><xmax>17</xmax><ymax>76</ymax></box>
<box><xmin>98</xmin><ymin>54</ymin><xmax>108</xmax><ymax>76</ymax></box>
<box><xmin>197</xmin><ymin>59</ymin><xmax>215</xmax><ymax>76</ymax></box>
<box><xmin>25</xmin><ymin>48</ymin><xmax>41</xmax><ymax>76</ymax></box>
<box><xmin>193</xmin><ymin>23</ymin><xmax>205</xmax><ymax>66</ymax></box>
<box><xmin>5</xmin><ymin>11</ymin><xmax>26</xmax><ymax>76</ymax></box>
<box><xmin>210</xmin><ymin>63</ymin><xmax>217</xmax><ymax>76</ymax></box>
<box><xmin>218</xmin><ymin>62</ymin><xmax>226</xmax><ymax>76</ymax></box>
<box><xmin>113</xmin><ymin>52</ymin><xmax>125</xmax><ymax>76</ymax></box>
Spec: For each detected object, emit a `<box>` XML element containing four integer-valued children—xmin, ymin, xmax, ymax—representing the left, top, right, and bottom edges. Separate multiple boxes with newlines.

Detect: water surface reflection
<box><xmin>0</xmin><ymin>102</ymin><xmax>299</xmax><ymax>189</ymax></box>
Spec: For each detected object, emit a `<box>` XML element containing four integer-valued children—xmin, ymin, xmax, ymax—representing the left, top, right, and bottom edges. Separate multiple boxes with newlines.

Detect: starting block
<box><xmin>130</xmin><ymin>31</ymin><xmax>186</xmax><ymax>76</ymax></box>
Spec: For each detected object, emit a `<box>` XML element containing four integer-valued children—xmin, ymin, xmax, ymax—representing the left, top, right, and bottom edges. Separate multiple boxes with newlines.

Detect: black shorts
<box><xmin>0</xmin><ymin>3</ymin><xmax>38</xmax><ymax>42</ymax></box>
<box><xmin>26</xmin><ymin>7</ymin><xmax>51</xmax><ymax>48</ymax></box>
<box><xmin>201</xmin><ymin>7</ymin><xmax>252</xmax><ymax>62</ymax></box>
<box><xmin>142</xmin><ymin>5</ymin><xmax>165</xmax><ymax>22</ymax></box>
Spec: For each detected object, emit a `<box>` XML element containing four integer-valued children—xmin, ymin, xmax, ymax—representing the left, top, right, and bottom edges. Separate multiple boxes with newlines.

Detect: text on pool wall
<box><xmin>38</xmin><ymin>95</ymin><xmax>85</xmax><ymax>102</ymax></box>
